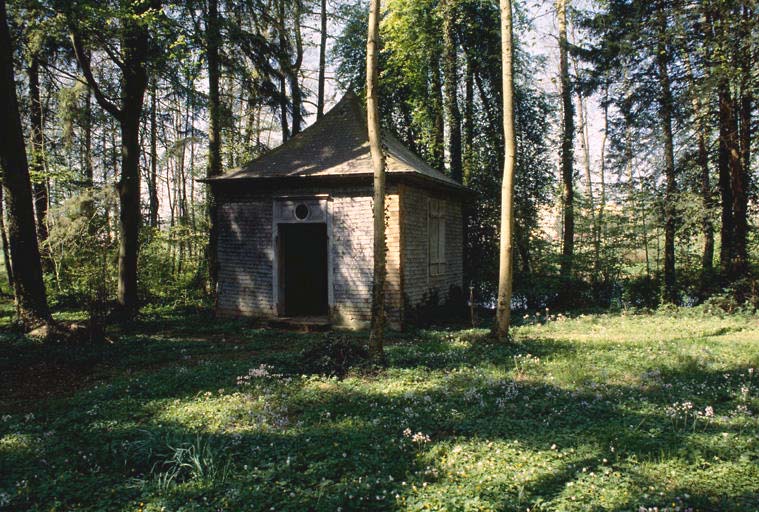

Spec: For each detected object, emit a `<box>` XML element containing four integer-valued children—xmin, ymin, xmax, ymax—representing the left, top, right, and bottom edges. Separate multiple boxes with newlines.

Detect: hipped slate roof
<box><xmin>206</xmin><ymin>92</ymin><xmax>466</xmax><ymax>191</ymax></box>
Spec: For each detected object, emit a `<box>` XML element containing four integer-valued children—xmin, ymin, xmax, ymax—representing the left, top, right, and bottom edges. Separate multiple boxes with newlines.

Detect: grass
<box><xmin>1</xmin><ymin>306</ymin><xmax>759</xmax><ymax>511</ymax></box>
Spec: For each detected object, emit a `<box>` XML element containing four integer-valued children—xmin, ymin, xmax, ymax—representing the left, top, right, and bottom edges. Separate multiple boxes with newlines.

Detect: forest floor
<box><xmin>1</xmin><ymin>306</ymin><xmax>759</xmax><ymax>511</ymax></box>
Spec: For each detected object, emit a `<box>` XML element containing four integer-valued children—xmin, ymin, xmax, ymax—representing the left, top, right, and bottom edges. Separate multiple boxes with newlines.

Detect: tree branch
<box><xmin>70</xmin><ymin>31</ymin><xmax>123</xmax><ymax>121</ymax></box>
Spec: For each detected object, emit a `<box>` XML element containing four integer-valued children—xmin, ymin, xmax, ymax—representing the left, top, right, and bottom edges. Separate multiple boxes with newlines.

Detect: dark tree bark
<box><xmin>70</xmin><ymin>0</ymin><xmax>158</xmax><ymax>317</ymax></box>
<box><xmin>317</xmin><ymin>0</ymin><xmax>327</xmax><ymax>119</ymax></box>
<box><xmin>207</xmin><ymin>0</ymin><xmax>222</xmax><ymax>292</ymax></box>
<box><xmin>27</xmin><ymin>56</ymin><xmax>48</xmax><ymax>247</ymax></box>
<box><xmin>718</xmin><ymin>79</ymin><xmax>736</xmax><ymax>276</ymax></box>
<box><xmin>442</xmin><ymin>0</ymin><xmax>462</xmax><ymax>183</ymax></box>
<box><xmin>0</xmin><ymin>0</ymin><xmax>50</xmax><ymax>327</ymax></box>
<box><xmin>557</xmin><ymin>0</ymin><xmax>574</xmax><ymax>281</ymax></box>
<box><xmin>656</xmin><ymin>7</ymin><xmax>676</xmax><ymax>304</ymax></box>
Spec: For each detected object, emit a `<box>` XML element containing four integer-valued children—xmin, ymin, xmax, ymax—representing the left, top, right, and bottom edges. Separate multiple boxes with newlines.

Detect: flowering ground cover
<box><xmin>1</xmin><ymin>308</ymin><xmax>758</xmax><ymax>511</ymax></box>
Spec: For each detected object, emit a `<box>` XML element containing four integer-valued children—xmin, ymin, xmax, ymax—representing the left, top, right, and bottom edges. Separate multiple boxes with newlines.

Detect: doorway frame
<box><xmin>272</xmin><ymin>195</ymin><xmax>334</xmax><ymax>317</ymax></box>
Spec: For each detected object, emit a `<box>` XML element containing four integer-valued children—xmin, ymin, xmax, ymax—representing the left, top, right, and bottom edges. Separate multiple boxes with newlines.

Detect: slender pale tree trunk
<box><xmin>495</xmin><ymin>0</ymin><xmax>516</xmax><ymax>340</ymax></box>
<box><xmin>557</xmin><ymin>0</ymin><xmax>574</xmax><ymax>281</ymax></box>
<box><xmin>317</xmin><ymin>0</ymin><xmax>327</xmax><ymax>119</ymax></box>
<box><xmin>367</xmin><ymin>0</ymin><xmax>386</xmax><ymax>359</ymax></box>
<box><xmin>0</xmin><ymin>0</ymin><xmax>50</xmax><ymax>328</ymax></box>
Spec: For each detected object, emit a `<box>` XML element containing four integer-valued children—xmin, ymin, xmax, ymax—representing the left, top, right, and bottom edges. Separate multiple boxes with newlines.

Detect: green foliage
<box><xmin>2</xmin><ymin>308</ymin><xmax>759</xmax><ymax>510</ymax></box>
<box><xmin>45</xmin><ymin>187</ymin><xmax>119</xmax><ymax>306</ymax></box>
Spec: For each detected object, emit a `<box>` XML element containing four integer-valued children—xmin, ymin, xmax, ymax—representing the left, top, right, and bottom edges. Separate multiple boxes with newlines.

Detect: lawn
<box><xmin>1</xmin><ymin>307</ymin><xmax>759</xmax><ymax>511</ymax></box>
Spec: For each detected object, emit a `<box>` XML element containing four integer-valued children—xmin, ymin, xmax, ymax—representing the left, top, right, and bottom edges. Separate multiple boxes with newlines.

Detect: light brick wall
<box><xmin>215</xmin><ymin>185</ymin><xmax>403</xmax><ymax>328</ymax></box>
<box><xmin>400</xmin><ymin>185</ymin><xmax>464</xmax><ymax>309</ymax></box>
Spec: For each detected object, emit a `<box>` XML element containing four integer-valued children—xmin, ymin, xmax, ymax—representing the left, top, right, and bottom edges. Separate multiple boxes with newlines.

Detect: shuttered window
<box><xmin>428</xmin><ymin>199</ymin><xmax>446</xmax><ymax>276</ymax></box>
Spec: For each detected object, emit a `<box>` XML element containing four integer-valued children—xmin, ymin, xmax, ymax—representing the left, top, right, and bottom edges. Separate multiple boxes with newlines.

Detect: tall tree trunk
<box><xmin>290</xmin><ymin>0</ymin><xmax>304</xmax><ymax>135</ymax></box>
<box><xmin>732</xmin><ymin>4</ymin><xmax>752</xmax><ymax>277</ymax></box>
<box><xmin>557</xmin><ymin>0</ymin><xmax>574</xmax><ymax>281</ymax></box>
<box><xmin>149</xmin><ymin>82</ymin><xmax>159</xmax><ymax>228</ymax></box>
<box><xmin>718</xmin><ymin>79</ymin><xmax>736</xmax><ymax>276</ymax></box>
<box><xmin>463</xmin><ymin>53</ymin><xmax>474</xmax><ymax>186</ymax></box>
<box><xmin>495</xmin><ymin>0</ymin><xmax>516</xmax><ymax>340</ymax></box>
<box><xmin>0</xmin><ymin>182</ymin><xmax>13</xmax><ymax>290</ymax></box>
<box><xmin>207</xmin><ymin>0</ymin><xmax>222</xmax><ymax>292</ymax></box>
<box><xmin>430</xmin><ymin>51</ymin><xmax>445</xmax><ymax>171</ymax></box>
<box><xmin>71</xmin><ymin>1</ymin><xmax>156</xmax><ymax>317</ymax></box>
<box><xmin>0</xmin><ymin>0</ymin><xmax>50</xmax><ymax>327</ymax></box>
<box><xmin>442</xmin><ymin>0</ymin><xmax>462</xmax><ymax>182</ymax></box>
<box><xmin>277</xmin><ymin>0</ymin><xmax>291</xmax><ymax>142</ymax></box>
<box><xmin>367</xmin><ymin>0</ymin><xmax>386</xmax><ymax>359</ymax></box>
<box><xmin>83</xmin><ymin>85</ymin><xmax>93</xmax><ymax>186</ymax></box>
<box><xmin>684</xmin><ymin>52</ymin><xmax>714</xmax><ymax>281</ymax></box>
<box><xmin>27</xmin><ymin>56</ymin><xmax>48</xmax><ymax>248</ymax></box>
<box><xmin>656</xmin><ymin>7</ymin><xmax>676</xmax><ymax>304</ymax></box>
<box><xmin>317</xmin><ymin>0</ymin><xmax>327</xmax><ymax>119</ymax></box>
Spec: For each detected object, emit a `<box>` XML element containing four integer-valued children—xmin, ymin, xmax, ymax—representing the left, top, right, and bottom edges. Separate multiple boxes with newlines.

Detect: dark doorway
<box><xmin>279</xmin><ymin>223</ymin><xmax>328</xmax><ymax>316</ymax></box>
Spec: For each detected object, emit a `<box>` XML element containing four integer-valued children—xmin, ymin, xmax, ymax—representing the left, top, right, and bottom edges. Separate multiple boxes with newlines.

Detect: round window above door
<box><xmin>294</xmin><ymin>203</ymin><xmax>310</xmax><ymax>221</ymax></box>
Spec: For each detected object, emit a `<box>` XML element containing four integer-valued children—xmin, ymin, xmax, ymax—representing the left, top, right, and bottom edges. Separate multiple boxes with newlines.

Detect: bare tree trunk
<box><xmin>0</xmin><ymin>183</ymin><xmax>13</xmax><ymax>290</ymax></box>
<box><xmin>495</xmin><ymin>0</ymin><xmax>516</xmax><ymax>340</ymax></box>
<box><xmin>718</xmin><ymin>79</ymin><xmax>736</xmax><ymax>277</ymax></box>
<box><xmin>207</xmin><ymin>0</ymin><xmax>223</xmax><ymax>293</ymax></box>
<box><xmin>83</xmin><ymin>85</ymin><xmax>93</xmax><ymax>186</ymax></box>
<box><xmin>656</xmin><ymin>6</ymin><xmax>676</xmax><ymax>304</ymax></box>
<box><xmin>557</xmin><ymin>0</ymin><xmax>574</xmax><ymax>281</ymax></box>
<box><xmin>0</xmin><ymin>0</ymin><xmax>50</xmax><ymax>327</ymax></box>
<box><xmin>149</xmin><ymin>81</ymin><xmax>159</xmax><ymax>228</ymax></box>
<box><xmin>463</xmin><ymin>53</ymin><xmax>474</xmax><ymax>186</ymax></box>
<box><xmin>595</xmin><ymin>85</ymin><xmax>608</xmax><ymax>280</ymax></box>
<box><xmin>290</xmin><ymin>0</ymin><xmax>304</xmax><ymax>135</ymax></box>
<box><xmin>27</xmin><ymin>56</ymin><xmax>49</xmax><ymax>247</ymax></box>
<box><xmin>367</xmin><ymin>0</ymin><xmax>386</xmax><ymax>360</ymax></box>
<box><xmin>430</xmin><ymin>51</ymin><xmax>445</xmax><ymax>171</ymax></box>
<box><xmin>317</xmin><ymin>0</ymin><xmax>327</xmax><ymax>119</ymax></box>
<box><xmin>683</xmin><ymin>51</ymin><xmax>714</xmax><ymax>281</ymax></box>
<box><xmin>442</xmin><ymin>0</ymin><xmax>462</xmax><ymax>183</ymax></box>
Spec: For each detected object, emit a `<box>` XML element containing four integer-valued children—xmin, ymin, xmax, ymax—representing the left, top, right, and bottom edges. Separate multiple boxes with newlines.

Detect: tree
<box><xmin>367</xmin><ymin>0</ymin><xmax>385</xmax><ymax>359</ymax></box>
<box><xmin>656</xmin><ymin>2</ymin><xmax>677</xmax><ymax>303</ymax></box>
<box><xmin>207</xmin><ymin>0</ymin><xmax>222</xmax><ymax>293</ymax></box>
<box><xmin>317</xmin><ymin>0</ymin><xmax>327</xmax><ymax>119</ymax></box>
<box><xmin>557</xmin><ymin>0</ymin><xmax>574</xmax><ymax>281</ymax></box>
<box><xmin>441</xmin><ymin>0</ymin><xmax>462</xmax><ymax>182</ymax></box>
<box><xmin>495</xmin><ymin>0</ymin><xmax>516</xmax><ymax>340</ymax></box>
<box><xmin>67</xmin><ymin>0</ymin><xmax>162</xmax><ymax>317</ymax></box>
<box><xmin>0</xmin><ymin>0</ymin><xmax>51</xmax><ymax>328</ymax></box>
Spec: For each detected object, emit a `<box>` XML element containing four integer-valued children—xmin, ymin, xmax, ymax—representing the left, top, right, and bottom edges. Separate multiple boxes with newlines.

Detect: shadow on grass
<box><xmin>1</xmin><ymin>317</ymin><xmax>758</xmax><ymax>511</ymax></box>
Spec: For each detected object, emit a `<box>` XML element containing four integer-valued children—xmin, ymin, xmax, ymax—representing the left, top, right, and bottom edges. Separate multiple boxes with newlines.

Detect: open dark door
<box><xmin>280</xmin><ymin>223</ymin><xmax>328</xmax><ymax>316</ymax></box>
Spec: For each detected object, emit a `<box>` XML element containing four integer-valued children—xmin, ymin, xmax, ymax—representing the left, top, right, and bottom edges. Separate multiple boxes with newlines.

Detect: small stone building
<box><xmin>205</xmin><ymin>92</ymin><xmax>468</xmax><ymax>329</ymax></box>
